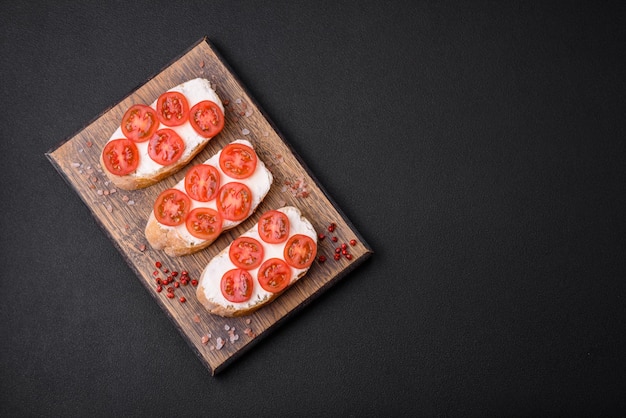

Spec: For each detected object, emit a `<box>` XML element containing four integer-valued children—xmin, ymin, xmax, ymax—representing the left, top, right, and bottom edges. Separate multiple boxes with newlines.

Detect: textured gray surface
<box><xmin>2</xmin><ymin>1</ymin><xmax>625</xmax><ymax>416</ymax></box>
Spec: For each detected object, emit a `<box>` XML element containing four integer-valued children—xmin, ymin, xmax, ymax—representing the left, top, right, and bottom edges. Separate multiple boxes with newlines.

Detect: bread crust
<box><xmin>196</xmin><ymin>284</ymin><xmax>275</xmax><ymax>317</ymax></box>
<box><xmin>196</xmin><ymin>270</ymin><xmax>308</xmax><ymax>317</ymax></box>
<box><xmin>144</xmin><ymin>213</ymin><xmax>218</xmax><ymax>257</ymax></box>
<box><xmin>100</xmin><ymin>140</ymin><xmax>207</xmax><ymax>190</ymax></box>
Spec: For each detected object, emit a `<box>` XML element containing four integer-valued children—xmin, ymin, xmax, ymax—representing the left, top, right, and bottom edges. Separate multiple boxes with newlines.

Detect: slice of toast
<box><xmin>145</xmin><ymin>139</ymin><xmax>273</xmax><ymax>257</ymax></box>
<box><xmin>101</xmin><ymin>78</ymin><xmax>224</xmax><ymax>190</ymax></box>
<box><xmin>196</xmin><ymin>206</ymin><xmax>317</xmax><ymax>317</ymax></box>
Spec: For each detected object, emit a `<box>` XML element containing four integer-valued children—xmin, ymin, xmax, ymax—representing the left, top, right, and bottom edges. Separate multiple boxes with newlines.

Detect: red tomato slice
<box><xmin>216</xmin><ymin>182</ymin><xmax>252</xmax><ymax>221</ymax></box>
<box><xmin>258</xmin><ymin>258</ymin><xmax>292</xmax><ymax>293</ymax></box>
<box><xmin>185</xmin><ymin>207</ymin><xmax>222</xmax><ymax>241</ymax></box>
<box><xmin>258</xmin><ymin>210</ymin><xmax>290</xmax><ymax>244</ymax></box>
<box><xmin>121</xmin><ymin>104</ymin><xmax>160</xmax><ymax>142</ymax></box>
<box><xmin>220</xmin><ymin>269</ymin><xmax>253</xmax><ymax>303</ymax></box>
<box><xmin>148</xmin><ymin>129</ymin><xmax>186</xmax><ymax>166</ymax></box>
<box><xmin>153</xmin><ymin>189</ymin><xmax>192</xmax><ymax>226</ymax></box>
<box><xmin>189</xmin><ymin>100</ymin><xmax>224</xmax><ymax>138</ymax></box>
<box><xmin>229</xmin><ymin>236</ymin><xmax>264</xmax><ymax>270</ymax></box>
<box><xmin>283</xmin><ymin>234</ymin><xmax>317</xmax><ymax>269</ymax></box>
<box><xmin>156</xmin><ymin>91</ymin><xmax>189</xmax><ymax>127</ymax></box>
<box><xmin>219</xmin><ymin>143</ymin><xmax>258</xmax><ymax>179</ymax></box>
<box><xmin>184</xmin><ymin>164</ymin><xmax>220</xmax><ymax>202</ymax></box>
<box><xmin>102</xmin><ymin>138</ymin><xmax>139</xmax><ymax>176</ymax></box>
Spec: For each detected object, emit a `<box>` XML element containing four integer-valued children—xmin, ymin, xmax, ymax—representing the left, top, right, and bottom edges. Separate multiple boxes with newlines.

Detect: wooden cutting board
<box><xmin>46</xmin><ymin>37</ymin><xmax>372</xmax><ymax>375</ymax></box>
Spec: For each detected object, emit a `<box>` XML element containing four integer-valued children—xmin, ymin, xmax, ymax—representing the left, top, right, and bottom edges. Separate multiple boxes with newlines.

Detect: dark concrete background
<box><xmin>1</xmin><ymin>1</ymin><xmax>625</xmax><ymax>416</ymax></box>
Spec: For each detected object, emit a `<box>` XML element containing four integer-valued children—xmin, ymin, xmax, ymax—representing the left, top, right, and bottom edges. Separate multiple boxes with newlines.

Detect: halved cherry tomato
<box><xmin>216</xmin><ymin>182</ymin><xmax>252</xmax><ymax>221</ymax></box>
<box><xmin>258</xmin><ymin>210</ymin><xmax>290</xmax><ymax>244</ymax></box>
<box><xmin>148</xmin><ymin>129</ymin><xmax>186</xmax><ymax>166</ymax></box>
<box><xmin>258</xmin><ymin>258</ymin><xmax>292</xmax><ymax>293</ymax></box>
<box><xmin>220</xmin><ymin>269</ymin><xmax>253</xmax><ymax>303</ymax></box>
<box><xmin>219</xmin><ymin>143</ymin><xmax>258</xmax><ymax>179</ymax></box>
<box><xmin>102</xmin><ymin>138</ymin><xmax>139</xmax><ymax>176</ymax></box>
<box><xmin>185</xmin><ymin>207</ymin><xmax>222</xmax><ymax>241</ymax></box>
<box><xmin>154</xmin><ymin>189</ymin><xmax>191</xmax><ymax>226</ymax></box>
<box><xmin>284</xmin><ymin>234</ymin><xmax>317</xmax><ymax>269</ymax></box>
<box><xmin>184</xmin><ymin>164</ymin><xmax>220</xmax><ymax>202</ymax></box>
<box><xmin>156</xmin><ymin>91</ymin><xmax>189</xmax><ymax>127</ymax></box>
<box><xmin>189</xmin><ymin>100</ymin><xmax>224</xmax><ymax>138</ymax></box>
<box><xmin>229</xmin><ymin>237</ymin><xmax>264</xmax><ymax>270</ymax></box>
<box><xmin>121</xmin><ymin>104</ymin><xmax>159</xmax><ymax>142</ymax></box>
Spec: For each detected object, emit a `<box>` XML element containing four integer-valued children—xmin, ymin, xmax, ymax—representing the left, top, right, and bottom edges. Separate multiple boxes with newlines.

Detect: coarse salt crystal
<box><xmin>216</xmin><ymin>337</ymin><xmax>225</xmax><ymax>350</ymax></box>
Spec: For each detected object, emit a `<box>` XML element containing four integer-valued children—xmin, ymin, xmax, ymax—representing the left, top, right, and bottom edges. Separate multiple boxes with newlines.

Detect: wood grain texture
<box><xmin>46</xmin><ymin>37</ymin><xmax>372</xmax><ymax>375</ymax></box>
